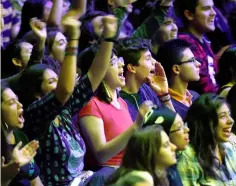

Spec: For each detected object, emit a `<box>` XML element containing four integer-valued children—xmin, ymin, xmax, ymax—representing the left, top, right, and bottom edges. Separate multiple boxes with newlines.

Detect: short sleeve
<box><xmin>79</xmin><ymin>98</ymin><xmax>102</xmax><ymax>119</ymax></box>
<box><xmin>66</xmin><ymin>74</ymin><xmax>94</xmax><ymax>116</ymax></box>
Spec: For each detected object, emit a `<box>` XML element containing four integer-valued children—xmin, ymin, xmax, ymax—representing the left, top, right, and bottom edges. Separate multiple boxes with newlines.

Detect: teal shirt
<box><xmin>177</xmin><ymin>144</ymin><xmax>236</xmax><ymax>186</ymax></box>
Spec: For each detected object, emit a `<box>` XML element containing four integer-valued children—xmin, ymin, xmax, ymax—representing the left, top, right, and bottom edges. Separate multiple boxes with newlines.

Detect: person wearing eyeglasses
<box><xmin>174</xmin><ymin>0</ymin><xmax>218</xmax><ymax>94</ymax></box>
<box><xmin>78</xmin><ymin>45</ymin><xmax>153</xmax><ymax>185</ymax></box>
<box><xmin>177</xmin><ymin>94</ymin><xmax>236</xmax><ymax>185</ymax></box>
<box><xmin>106</xmin><ymin>124</ymin><xmax>177</xmax><ymax>186</ymax></box>
<box><xmin>141</xmin><ymin>107</ymin><xmax>190</xmax><ymax>186</ymax></box>
<box><xmin>156</xmin><ymin>39</ymin><xmax>201</xmax><ymax>119</ymax></box>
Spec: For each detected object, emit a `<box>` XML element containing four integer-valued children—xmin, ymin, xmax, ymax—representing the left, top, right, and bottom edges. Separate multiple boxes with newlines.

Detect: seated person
<box><xmin>157</xmin><ymin>39</ymin><xmax>200</xmax><ymax>119</ymax></box>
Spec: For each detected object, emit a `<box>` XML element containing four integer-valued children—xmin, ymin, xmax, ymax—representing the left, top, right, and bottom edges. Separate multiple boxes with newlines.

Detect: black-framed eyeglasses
<box><xmin>177</xmin><ymin>57</ymin><xmax>197</xmax><ymax>65</ymax></box>
<box><xmin>169</xmin><ymin>122</ymin><xmax>188</xmax><ymax>133</ymax></box>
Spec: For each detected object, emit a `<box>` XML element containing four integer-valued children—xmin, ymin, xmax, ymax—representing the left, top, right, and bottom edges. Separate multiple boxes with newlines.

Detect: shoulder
<box><xmin>188</xmin><ymin>90</ymin><xmax>200</xmax><ymax>101</ymax></box>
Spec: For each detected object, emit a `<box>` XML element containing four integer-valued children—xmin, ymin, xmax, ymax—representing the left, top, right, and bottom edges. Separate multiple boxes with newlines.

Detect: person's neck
<box><xmin>5</xmin><ymin>129</ymin><xmax>16</xmax><ymax>145</ymax></box>
<box><xmin>215</xmin><ymin>143</ymin><xmax>224</xmax><ymax>164</ymax></box>
<box><xmin>103</xmin><ymin>82</ymin><xmax>118</xmax><ymax>103</ymax></box>
<box><xmin>170</xmin><ymin>78</ymin><xmax>188</xmax><ymax>96</ymax></box>
<box><xmin>188</xmin><ymin>25</ymin><xmax>204</xmax><ymax>42</ymax></box>
<box><xmin>155</xmin><ymin>166</ymin><xmax>166</xmax><ymax>177</ymax></box>
<box><xmin>122</xmin><ymin>74</ymin><xmax>143</xmax><ymax>94</ymax></box>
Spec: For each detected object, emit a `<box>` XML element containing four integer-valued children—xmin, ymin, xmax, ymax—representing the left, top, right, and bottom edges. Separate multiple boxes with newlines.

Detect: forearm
<box><xmin>94</xmin><ymin>124</ymin><xmax>138</xmax><ymax>164</ymax></box>
<box><xmin>55</xmin><ymin>40</ymin><xmax>78</xmax><ymax>104</ymax></box>
<box><xmin>63</xmin><ymin>0</ymin><xmax>87</xmax><ymax>19</ymax></box>
<box><xmin>87</xmin><ymin>40</ymin><xmax>113</xmax><ymax>92</ymax></box>
<box><xmin>47</xmin><ymin>0</ymin><xmax>63</xmax><ymax>28</ymax></box>
<box><xmin>162</xmin><ymin>100</ymin><xmax>175</xmax><ymax>112</ymax></box>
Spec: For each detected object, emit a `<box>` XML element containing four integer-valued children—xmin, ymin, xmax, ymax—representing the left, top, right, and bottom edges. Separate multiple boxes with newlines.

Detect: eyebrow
<box><xmin>5</xmin><ymin>97</ymin><xmax>18</xmax><ymax>103</ymax></box>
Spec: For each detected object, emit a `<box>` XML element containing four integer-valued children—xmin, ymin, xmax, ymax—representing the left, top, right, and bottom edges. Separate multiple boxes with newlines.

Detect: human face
<box><xmin>20</xmin><ymin>42</ymin><xmax>33</xmax><ymax>67</ymax></box>
<box><xmin>156</xmin><ymin>131</ymin><xmax>177</xmax><ymax>170</ymax></box>
<box><xmin>41</xmin><ymin>69</ymin><xmax>58</xmax><ymax>95</ymax></box>
<box><xmin>91</xmin><ymin>16</ymin><xmax>104</xmax><ymax>37</ymax></box>
<box><xmin>158</xmin><ymin>18</ymin><xmax>178</xmax><ymax>43</ymax></box>
<box><xmin>52</xmin><ymin>32</ymin><xmax>67</xmax><ymax>63</ymax></box>
<box><xmin>169</xmin><ymin>114</ymin><xmax>190</xmax><ymax>151</ymax></box>
<box><xmin>215</xmin><ymin>103</ymin><xmax>234</xmax><ymax>142</ymax></box>
<box><xmin>177</xmin><ymin>48</ymin><xmax>201</xmax><ymax>82</ymax></box>
<box><xmin>104</xmin><ymin>55</ymin><xmax>125</xmax><ymax>89</ymax></box>
<box><xmin>191</xmin><ymin>0</ymin><xmax>216</xmax><ymax>33</ymax></box>
<box><xmin>135</xmin><ymin>50</ymin><xmax>155</xmax><ymax>83</ymax></box>
<box><xmin>62</xmin><ymin>0</ymin><xmax>70</xmax><ymax>16</ymax></box>
<box><xmin>1</xmin><ymin>88</ymin><xmax>24</xmax><ymax>129</ymax></box>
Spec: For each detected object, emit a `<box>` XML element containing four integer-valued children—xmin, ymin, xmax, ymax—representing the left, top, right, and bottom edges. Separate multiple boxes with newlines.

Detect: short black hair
<box><xmin>116</xmin><ymin>37</ymin><xmax>152</xmax><ymax>75</ymax></box>
<box><xmin>156</xmin><ymin>39</ymin><xmax>191</xmax><ymax>81</ymax></box>
<box><xmin>174</xmin><ymin>0</ymin><xmax>199</xmax><ymax>26</ymax></box>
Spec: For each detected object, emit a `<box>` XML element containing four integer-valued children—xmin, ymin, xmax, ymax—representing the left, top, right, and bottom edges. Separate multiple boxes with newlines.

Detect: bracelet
<box><xmin>159</xmin><ymin>93</ymin><xmax>171</xmax><ymax>103</ymax></box>
<box><xmin>159</xmin><ymin>93</ymin><xmax>169</xmax><ymax>98</ymax></box>
<box><xmin>65</xmin><ymin>47</ymin><xmax>78</xmax><ymax>56</ymax></box>
<box><xmin>103</xmin><ymin>38</ymin><xmax>118</xmax><ymax>43</ymax></box>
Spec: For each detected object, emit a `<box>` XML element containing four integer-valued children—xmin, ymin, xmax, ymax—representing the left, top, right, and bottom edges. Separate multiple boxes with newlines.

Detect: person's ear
<box><xmin>12</xmin><ymin>58</ymin><xmax>23</xmax><ymax>67</ymax></box>
<box><xmin>127</xmin><ymin>64</ymin><xmax>136</xmax><ymax>73</ymax></box>
<box><xmin>184</xmin><ymin>10</ymin><xmax>195</xmax><ymax>21</ymax></box>
<box><xmin>172</xmin><ymin>64</ymin><xmax>180</xmax><ymax>75</ymax></box>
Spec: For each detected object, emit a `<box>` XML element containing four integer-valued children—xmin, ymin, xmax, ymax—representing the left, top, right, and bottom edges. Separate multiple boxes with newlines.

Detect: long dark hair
<box><xmin>185</xmin><ymin>94</ymin><xmax>227</xmax><ymax>180</ymax></box>
<box><xmin>215</xmin><ymin>45</ymin><xmax>236</xmax><ymax>87</ymax></box>
<box><xmin>1</xmin><ymin>82</ymin><xmax>12</xmax><ymax>162</ymax></box>
<box><xmin>18</xmin><ymin>64</ymin><xmax>53</xmax><ymax>108</ymax></box>
<box><xmin>107</xmin><ymin>125</ymin><xmax>169</xmax><ymax>186</ymax></box>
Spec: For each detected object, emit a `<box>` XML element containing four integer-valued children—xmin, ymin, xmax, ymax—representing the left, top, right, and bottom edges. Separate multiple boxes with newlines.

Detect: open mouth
<box><xmin>222</xmin><ymin>127</ymin><xmax>232</xmax><ymax>137</ymax></box>
<box><xmin>118</xmin><ymin>71</ymin><xmax>125</xmax><ymax>80</ymax></box>
<box><xmin>18</xmin><ymin>111</ymin><xmax>25</xmax><ymax>124</ymax></box>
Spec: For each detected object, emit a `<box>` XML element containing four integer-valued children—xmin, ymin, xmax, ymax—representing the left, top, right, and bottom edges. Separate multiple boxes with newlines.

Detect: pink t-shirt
<box><xmin>79</xmin><ymin>96</ymin><xmax>133</xmax><ymax>166</ymax></box>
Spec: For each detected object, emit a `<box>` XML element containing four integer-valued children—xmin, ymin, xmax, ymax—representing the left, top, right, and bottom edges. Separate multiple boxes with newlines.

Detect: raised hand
<box><xmin>11</xmin><ymin>140</ymin><xmax>39</xmax><ymax>167</ymax></box>
<box><xmin>30</xmin><ymin>18</ymin><xmax>47</xmax><ymax>40</ymax></box>
<box><xmin>102</xmin><ymin>15</ymin><xmax>118</xmax><ymax>39</ymax></box>
<box><xmin>1</xmin><ymin>156</ymin><xmax>20</xmax><ymax>185</ymax></box>
<box><xmin>135</xmin><ymin>100</ymin><xmax>154</xmax><ymax>128</ymax></box>
<box><xmin>62</xmin><ymin>17</ymin><xmax>81</xmax><ymax>39</ymax></box>
<box><xmin>147</xmin><ymin>60</ymin><xmax>169</xmax><ymax>96</ymax></box>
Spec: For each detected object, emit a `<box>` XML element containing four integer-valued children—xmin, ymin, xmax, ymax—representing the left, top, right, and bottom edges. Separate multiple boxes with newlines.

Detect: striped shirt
<box><xmin>1</xmin><ymin>0</ymin><xmax>19</xmax><ymax>48</ymax></box>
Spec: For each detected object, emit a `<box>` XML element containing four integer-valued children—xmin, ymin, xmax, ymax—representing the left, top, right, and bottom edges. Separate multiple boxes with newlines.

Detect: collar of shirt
<box><xmin>169</xmin><ymin>88</ymin><xmax>193</xmax><ymax>107</ymax></box>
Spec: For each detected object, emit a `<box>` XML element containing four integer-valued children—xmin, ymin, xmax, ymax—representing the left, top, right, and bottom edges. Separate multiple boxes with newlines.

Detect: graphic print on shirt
<box><xmin>64</xmin><ymin>132</ymin><xmax>85</xmax><ymax>177</ymax></box>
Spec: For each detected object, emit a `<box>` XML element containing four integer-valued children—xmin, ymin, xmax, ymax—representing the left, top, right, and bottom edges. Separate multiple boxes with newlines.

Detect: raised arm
<box><xmin>87</xmin><ymin>15</ymin><xmax>118</xmax><ymax>92</ymax></box>
<box><xmin>47</xmin><ymin>0</ymin><xmax>63</xmax><ymax>28</ymax></box>
<box><xmin>132</xmin><ymin>0</ymin><xmax>174</xmax><ymax>39</ymax></box>
<box><xmin>63</xmin><ymin>0</ymin><xmax>87</xmax><ymax>20</ymax></box>
<box><xmin>55</xmin><ymin>17</ymin><xmax>81</xmax><ymax>104</ymax></box>
<box><xmin>79</xmin><ymin>101</ymin><xmax>153</xmax><ymax>164</ymax></box>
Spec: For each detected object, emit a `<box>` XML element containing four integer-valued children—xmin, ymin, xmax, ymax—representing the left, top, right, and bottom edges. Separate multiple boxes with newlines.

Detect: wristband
<box><xmin>103</xmin><ymin>38</ymin><xmax>118</xmax><ymax>43</ymax></box>
<box><xmin>159</xmin><ymin>93</ymin><xmax>171</xmax><ymax>103</ymax></box>
<box><xmin>65</xmin><ymin>47</ymin><xmax>78</xmax><ymax>56</ymax></box>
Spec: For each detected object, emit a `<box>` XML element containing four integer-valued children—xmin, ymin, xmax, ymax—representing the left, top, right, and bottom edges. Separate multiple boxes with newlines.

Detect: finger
<box><xmin>24</xmin><ymin>140</ymin><xmax>39</xmax><ymax>152</ymax></box>
<box><xmin>15</xmin><ymin>141</ymin><xmax>23</xmax><ymax>150</ymax></box>
<box><xmin>2</xmin><ymin>156</ymin><xmax>5</xmax><ymax>166</ymax></box>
